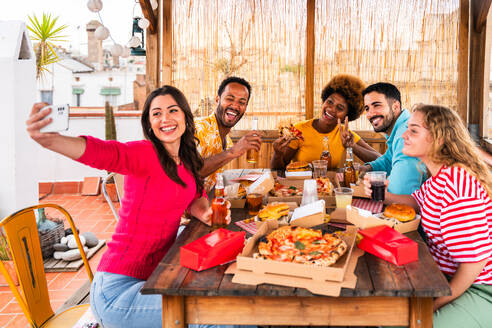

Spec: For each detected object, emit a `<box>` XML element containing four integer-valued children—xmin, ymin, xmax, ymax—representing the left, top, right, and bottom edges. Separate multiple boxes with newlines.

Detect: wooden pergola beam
<box><xmin>305</xmin><ymin>0</ymin><xmax>315</xmax><ymax>120</ymax></box>
<box><xmin>457</xmin><ymin>0</ymin><xmax>469</xmax><ymax>124</ymax></box>
<box><xmin>161</xmin><ymin>0</ymin><xmax>172</xmax><ymax>85</ymax></box>
<box><xmin>473</xmin><ymin>0</ymin><xmax>492</xmax><ymax>33</ymax></box>
<box><xmin>139</xmin><ymin>0</ymin><xmax>157</xmax><ymax>34</ymax></box>
<box><xmin>469</xmin><ymin>0</ymin><xmax>492</xmax><ymax>138</ymax></box>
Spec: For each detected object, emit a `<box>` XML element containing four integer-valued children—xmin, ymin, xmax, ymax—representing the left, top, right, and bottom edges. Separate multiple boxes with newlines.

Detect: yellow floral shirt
<box><xmin>195</xmin><ymin>114</ymin><xmax>234</xmax><ymax>192</ymax></box>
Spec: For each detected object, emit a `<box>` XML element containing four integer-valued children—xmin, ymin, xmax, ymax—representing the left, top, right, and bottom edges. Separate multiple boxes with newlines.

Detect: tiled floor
<box><xmin>0</xmin><ymin>193</ymin><xmax>117</xmax><ymax>327</ymax></box>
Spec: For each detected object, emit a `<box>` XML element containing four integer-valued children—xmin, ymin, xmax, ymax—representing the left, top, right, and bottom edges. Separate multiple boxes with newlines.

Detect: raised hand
<box><xmin>272</xmin><ymin>135</ymin><xmax>293</xmax><ymax>155</ymax></box>
<box><xmin>26</xmin><ymin>102</ymin><xmax>59</xmax><ymax>147</ymax></box>
<box><xmin>229</xmin><ymin>130</ymin><xmax>262</xmax><ymax>158</ymax></box>
<box><xmin>339</xmin><ymin>116</ymin><xmax>355</xmax><ymax>148</ymax></box>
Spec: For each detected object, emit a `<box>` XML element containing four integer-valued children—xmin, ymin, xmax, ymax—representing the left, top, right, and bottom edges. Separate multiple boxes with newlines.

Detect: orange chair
<box><xmin>0</xmin><ymin>204</ymin><xmax>94</xmax><ymax>327</ymax></box>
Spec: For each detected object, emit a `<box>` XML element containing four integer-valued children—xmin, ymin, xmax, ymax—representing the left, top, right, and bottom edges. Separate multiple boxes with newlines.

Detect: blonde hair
<box><xmin>412</xmin><ymin>104</ymin><xmax>492</xmax><ymax>198</ymax></box>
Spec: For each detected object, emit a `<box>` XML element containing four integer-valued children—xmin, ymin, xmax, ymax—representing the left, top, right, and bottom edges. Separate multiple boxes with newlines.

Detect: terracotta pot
<box><xmin>0</xmin><ymin>260</ymin><xmax>19</xmax><ymax>286</ymax></box>
<box><xmin>105</xmin><ymin>183</ymin><xmax>119</xmax><ymax>202</ymax></box>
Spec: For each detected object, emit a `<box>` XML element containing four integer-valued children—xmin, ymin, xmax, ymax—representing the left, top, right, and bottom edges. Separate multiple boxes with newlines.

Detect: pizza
<box><xmin>253</xmin><ymin>225</ymin><xmax>348</xmax><ymax>266</ymax></box>
<box><xmin>316</xmin><ymin>177</ymin><xmax>333</xmax><ymax>195</ymax></box>
<box><xmin>280</xmin><ymin>124</ymin><xmax>304</xmax><ymax>141</ymax></box>
<box><xmin>270</xmin><ymin>182</ymin><xmax>303</xmax><ymax>197</ymax></box>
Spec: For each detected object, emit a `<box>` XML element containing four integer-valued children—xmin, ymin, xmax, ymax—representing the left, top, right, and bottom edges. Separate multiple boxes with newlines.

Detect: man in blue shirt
<box><xmin>362</xmin><ymin>82</ymin><xmax>425</xmax><ymax>195</ymax></box>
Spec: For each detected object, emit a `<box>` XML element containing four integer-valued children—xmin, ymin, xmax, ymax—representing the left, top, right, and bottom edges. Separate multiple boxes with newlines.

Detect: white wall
<box><xmin>33</xmin><ymin>115</ymin><xmax>143</xmax><ymax>182</ymax></box>
<box><xmin>0</xmin><ymin>21</ymin><xmax>38</xmax><ymax>217</ymax></box>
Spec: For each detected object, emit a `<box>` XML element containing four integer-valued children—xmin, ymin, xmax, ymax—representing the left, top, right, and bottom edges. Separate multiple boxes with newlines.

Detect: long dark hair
<box><xmin>141</xmin><ymin>86</ymin><xmax>204</xmax><ymax>196</ymax></box>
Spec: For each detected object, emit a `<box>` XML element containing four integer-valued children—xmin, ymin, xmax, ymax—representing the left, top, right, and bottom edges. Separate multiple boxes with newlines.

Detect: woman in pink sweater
<box><xmin>26</xmin><ymin>86</ymin><xmax>229</xmax><ymax>328</ymax></box>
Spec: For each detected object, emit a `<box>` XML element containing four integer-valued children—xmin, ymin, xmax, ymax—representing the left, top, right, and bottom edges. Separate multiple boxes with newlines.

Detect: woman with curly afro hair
<box><xmin>271</xmin><ymin>74</ymin><xmax>381</xmax><ymax>170</ymax></box>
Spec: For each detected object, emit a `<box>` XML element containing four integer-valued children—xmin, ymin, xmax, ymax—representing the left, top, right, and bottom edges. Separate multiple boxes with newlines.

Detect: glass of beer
<box><xmin>246</xmin><ymin>193</ymin><xmax>263</xmax><ymax>215</ymax></box>
<box><xmin>366</xmin><ymin>171</ymin><xmax>386</xmax><ymax>201</ymax></box>
<box><xmin>246</xmin><ymin>117</ymin><xmax>259</xmax><ymax>164</ymax></box>
<box><xmin>334</xmin><ymin>187</ymin><xmax>353</xmax><ymax>209</ymax></box>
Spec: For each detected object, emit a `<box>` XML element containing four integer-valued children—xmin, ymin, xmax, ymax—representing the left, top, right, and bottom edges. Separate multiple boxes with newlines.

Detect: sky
<box><xmin>1</xmin><ymin>0</ymin><xmax>138</xmax><ymax>55</ymax></box>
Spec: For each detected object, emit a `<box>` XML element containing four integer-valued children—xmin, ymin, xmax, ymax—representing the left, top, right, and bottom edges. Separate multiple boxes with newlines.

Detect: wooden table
<box><xmin>142</xmin><ymin>208</ymin><xmax>451</xmax><ymax>328</ymax></box>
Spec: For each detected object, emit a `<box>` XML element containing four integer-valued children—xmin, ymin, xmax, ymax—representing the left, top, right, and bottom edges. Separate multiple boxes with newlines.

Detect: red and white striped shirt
<box><xmin>412</xmin><ymin>165</ymin><xmax>492</xmax><ymax>284</ymax></box>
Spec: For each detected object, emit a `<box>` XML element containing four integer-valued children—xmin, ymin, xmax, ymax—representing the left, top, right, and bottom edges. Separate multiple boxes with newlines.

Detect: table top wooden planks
<box><xmin>142</xmin><ymin>208</ymin><xmax>451</xmax><ymax>299</ymax></box>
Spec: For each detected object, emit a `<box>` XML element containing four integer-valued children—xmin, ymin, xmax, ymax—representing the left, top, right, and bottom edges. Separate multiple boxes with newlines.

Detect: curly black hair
<box><xmin>217</xmin><ymin>76</ymin><xmax>252</xmax><ymax>102</ymax></box>
<box><xmin>141</xmin><ymin>85</ymin><xmax>204</xmax><ymax>196</ymax></box>
<box><xmin>321</xmin><ymin>74</ymin><xmax>366</xmax><ymax>121</ymax></box>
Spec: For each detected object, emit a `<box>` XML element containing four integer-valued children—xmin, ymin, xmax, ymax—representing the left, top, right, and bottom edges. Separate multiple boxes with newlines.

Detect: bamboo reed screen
<box><xmin>172</xmin><ymin>0</ymin><xmax>459</xmax><ymax>131</ymax></box>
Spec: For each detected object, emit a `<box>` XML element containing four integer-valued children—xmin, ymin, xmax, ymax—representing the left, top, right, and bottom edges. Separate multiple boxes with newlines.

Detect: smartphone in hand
<box><xmin>40</xmin><ymin>104</ymin><xmax>70</xmax><ymax>133</ymax></box>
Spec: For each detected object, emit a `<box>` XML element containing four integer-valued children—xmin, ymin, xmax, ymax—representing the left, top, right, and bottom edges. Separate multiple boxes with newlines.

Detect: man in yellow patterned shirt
<box><xmin>195</xmin><ymin>77</ymin><xmax>262</xmax><ymax>192</ymax></box>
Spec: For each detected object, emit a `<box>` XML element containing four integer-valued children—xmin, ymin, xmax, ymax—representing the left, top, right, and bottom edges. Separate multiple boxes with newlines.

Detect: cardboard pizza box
<box><xmin>236</xmin><ymin>220</ymin><xmax>358</xmax><ymax>283</ymax></box>
<box><xmin>268</xmin><ymin>195</ymin><xmax>336</xmax><ymax>207</ymax></box>
<box><xmin>285</xmin><ymin>170</ymin><xmax>312</xmax><ymax>178</ymax></box>
<box><xmin>346</xmin><ymin>205</ymin><xmax>420</xmax><ymax>234</ymax></box>
<box><xmin>228</xmin><ymin>198</ymin><xmax>246</xmax><ymax>209</ymax></box>
<box><xmin>289</xmin><ymin>199</ymin><xmax>326</xmax><ymax>227</ymax></box>
<box><xmin>247</xmin><ymin>172</ymin><xmax>275</xmax><ymax>196</ymax></box>
<box><xmin>230</xmin><ymin>247</ymin><xmax>363</xmax><ymax>296</ymax></box>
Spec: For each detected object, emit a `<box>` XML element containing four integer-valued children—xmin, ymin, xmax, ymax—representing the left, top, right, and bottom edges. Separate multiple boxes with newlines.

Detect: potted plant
<box><xmin>104</xmin><ymin>101</ymin><xmax>119</xmax><ymax>202</ymax></box>
<box><xmin>0</xmin><ymin>232</ymin><xmax>18</xmax><ymax>286</ymax></box>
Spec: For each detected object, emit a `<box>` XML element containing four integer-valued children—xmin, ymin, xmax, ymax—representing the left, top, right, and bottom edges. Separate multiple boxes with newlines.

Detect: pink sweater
<box><xmin>77</xmin><ymin>136</ymin><xmax>201</xmax><ymax>280</ymax></box>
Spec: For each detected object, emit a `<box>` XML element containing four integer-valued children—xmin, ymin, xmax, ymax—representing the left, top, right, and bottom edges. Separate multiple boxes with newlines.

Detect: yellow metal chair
<box><xmin>0</xmin><ymin>204</ymin><xmax>94</xmax><ymax>327</ymax></box>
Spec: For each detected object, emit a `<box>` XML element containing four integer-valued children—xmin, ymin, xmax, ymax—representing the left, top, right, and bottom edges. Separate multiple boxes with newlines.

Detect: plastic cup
<box><xmin>312</xmin><ymin>160</ymin><xmax>328</xmax><ymax>178</ymax></box>
<box><xmin>366</xmin><ymin>171</ymin><xmax>386</xmax><ymax>201</ymax></box>
<box><xmin>301</xmin><ymin>179</ymin><xmax>319</xmax><ymax>206</ymax></box>
<box><xmin>334</xmin><ymin>187</ymin><xmax>353</xmax><ymax>209</ymax></box>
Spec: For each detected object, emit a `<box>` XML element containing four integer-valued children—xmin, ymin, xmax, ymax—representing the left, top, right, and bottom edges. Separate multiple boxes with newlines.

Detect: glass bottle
<box><xmin>246</xmin><ymin>117</ymin><xmax>259</xmax><ymax>164</ymax></box>
<box><xmin>211</xmin><ymin>174</ymin><xmax>228</xmax><ymax>230</ymax></box>
<box><xmin>320</xmin><ymin>136</ymin><xmax>332</xmax><ymax>169</ymax></box>
<box><xmin>343</xmin><ymin>147</ymin><xmax>356</xmax><ymax>187</ymax></box>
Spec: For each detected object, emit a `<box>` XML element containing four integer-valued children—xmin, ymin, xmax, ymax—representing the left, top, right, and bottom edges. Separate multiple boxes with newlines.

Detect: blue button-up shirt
<box><xmin>368</xmin><ymin>110</ymin><xmax>426</xmax><ymax>194</ymax></box>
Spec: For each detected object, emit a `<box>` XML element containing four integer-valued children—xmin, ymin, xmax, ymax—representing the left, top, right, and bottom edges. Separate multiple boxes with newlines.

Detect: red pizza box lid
<box><xmin>180</xmin><ymin>229</ymin><xmax>245</xmax><ymax>271</ymax></box>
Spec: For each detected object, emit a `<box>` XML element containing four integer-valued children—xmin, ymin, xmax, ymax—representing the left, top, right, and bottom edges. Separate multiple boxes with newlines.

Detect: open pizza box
<box><xmin>267</xmin><ymin>195</ymin><xmax>336</xmax><ymax>207</ymax></box>
<box><xmin>231</xmin><ymin>220</ymin><xmax>361</xmax><ymax>296</ymax></box>
<box><xmin>254</xmin><ymin>199</ymin><xmax>327</xmax><ymax>229</ymax></box>
<box><xmin>346</xmin><ymin>205</ymin><xmax>421</xmax><ymax>234</ymax></box>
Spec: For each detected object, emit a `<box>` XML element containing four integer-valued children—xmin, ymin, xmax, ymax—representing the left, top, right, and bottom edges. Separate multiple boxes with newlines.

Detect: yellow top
<box><xmin>195</xmin><ymin>114</ymin><xmax>234</xmax><ymax>192</ymax></box>
<box><xmin>288</xmin><ymin>119</ymin><xmax>360</xmax><ymax>168</ymax></box>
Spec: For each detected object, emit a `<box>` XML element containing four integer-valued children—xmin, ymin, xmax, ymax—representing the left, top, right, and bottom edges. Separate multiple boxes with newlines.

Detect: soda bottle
<box><xmin>246</xmin><ymin>117</ymin><xmax>259</xmax><ymax>164</ymax></box>
<box><xmin>343</xmin><ymin>147</ymin><xmax>356</xmax><ymax>187</ymax></box>
<box><xmin>320</xmin><ymin>136</ymin><xmax>332</xmax><ymax>169</ymax></box>
<box><xmin>211</xmin><ymin>174</ymin><xmax>228</xmax><ymax>230</ymax></box>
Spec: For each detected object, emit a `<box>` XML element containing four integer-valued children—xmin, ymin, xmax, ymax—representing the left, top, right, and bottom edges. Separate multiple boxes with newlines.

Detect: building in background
<box><xmin>36</xmin><ymin>20</ymin><xmax>146</xmax><ymax>110</ymax></box>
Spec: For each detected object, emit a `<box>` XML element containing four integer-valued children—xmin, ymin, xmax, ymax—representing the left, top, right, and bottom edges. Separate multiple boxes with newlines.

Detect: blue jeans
<box><xmin>91</xmin><ymin>271</ymin><xmax>256</xmax><ymax>328</ymax></box>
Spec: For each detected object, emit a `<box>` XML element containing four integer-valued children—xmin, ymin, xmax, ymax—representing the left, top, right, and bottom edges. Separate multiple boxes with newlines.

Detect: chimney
<box><xmin>86</xmin><ymin>20</ymin><xmax>103</xmax><ymax>67</ymax></box>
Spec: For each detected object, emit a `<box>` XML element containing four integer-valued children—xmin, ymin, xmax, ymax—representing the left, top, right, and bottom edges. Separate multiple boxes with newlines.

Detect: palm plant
<box><xmin>27</xmin><ymin>13</ymin><xmax>68</xmax><ymax>79</ymax></box>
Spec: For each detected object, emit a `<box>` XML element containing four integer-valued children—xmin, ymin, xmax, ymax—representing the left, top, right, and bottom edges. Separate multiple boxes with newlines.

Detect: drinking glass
<box><xmin>334</xmin><ymin>187</ymin><xmax>353</xmax><ymax>209</ymax></box>
<box><xmin>312</xmin><ymin>160</ymin><xmax>328</xmax><ymax>178</ymax></box>
<box><xmin>246</xmin><ymin>193</ymin><xmax>263</xmax><ymax>215</ymax></box>
<box><xmin>366</xmin><ymin>171</ymin><xmax>386</xmax><ymax>201</ymax></box>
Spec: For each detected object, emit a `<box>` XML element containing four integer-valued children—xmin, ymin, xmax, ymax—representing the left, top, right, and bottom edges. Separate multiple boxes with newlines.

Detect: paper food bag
<box><xmin>357</xmin><ymin>225</ymin><xmax>418</xmax><ymax>265</ymax></box>
<box><xmin>180</xmin><ymin>229</ymin><xmax>246</xmax><ymax>271</ymax></box>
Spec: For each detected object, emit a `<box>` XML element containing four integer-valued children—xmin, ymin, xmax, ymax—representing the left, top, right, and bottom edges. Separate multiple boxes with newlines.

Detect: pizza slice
<box><xmin>280</xmin><ymin>124</ymin><xmax>304</xmax><ymax>141</ymax></box>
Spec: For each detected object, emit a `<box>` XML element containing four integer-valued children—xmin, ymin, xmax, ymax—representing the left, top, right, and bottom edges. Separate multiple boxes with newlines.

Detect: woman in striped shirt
<box><xmin>365</xmin><ymin>104</ymin><xmax>492</xmax><ymax>327</ymax></box>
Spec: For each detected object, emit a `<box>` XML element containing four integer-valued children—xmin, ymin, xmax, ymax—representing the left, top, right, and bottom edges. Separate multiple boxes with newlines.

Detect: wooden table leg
<box><xmin>162</xmin><ymin>295</ymin><xmax>184</xmax><ymax>328</ymax></box>
<box><xmin>409</xmin><ymin>297</ymin><xmax>433</xmax><ymax>328</ymax></box>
